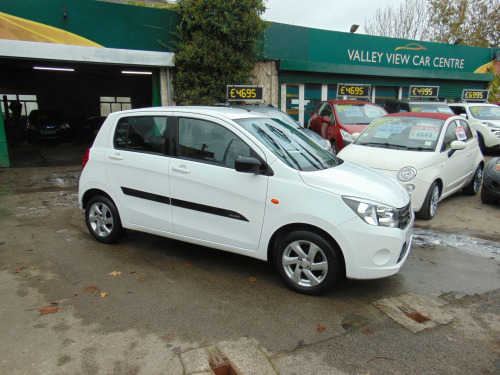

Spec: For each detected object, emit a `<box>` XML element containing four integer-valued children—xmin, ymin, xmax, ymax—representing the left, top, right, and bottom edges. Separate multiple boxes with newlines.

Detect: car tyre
<box><xmin>85</xmin><ymin>196</ymin><xmax>124</xmax><ymax>244</ymax></box>
<box><xmin>417</xmin><ymin>181</ymin><xmax>440</xmax><ymax>220</ymax></box>
<box><xmin>480</xmin><ymin>187</ymin><xmax>496</xmax><ymax>204</ymax></box>
<box><xmin>462</xmin><ymin>165</ymin><xmax>483</xmax><ymax>196</ymax></box>
<box><xmin>274</xmin><ymin>231</ymin><xmax>339</xmax><ymax>295</ymax></box>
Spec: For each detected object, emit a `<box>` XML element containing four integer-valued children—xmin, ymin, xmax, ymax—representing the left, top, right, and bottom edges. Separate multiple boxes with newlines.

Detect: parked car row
<box><xmin>307</xmin><ymin>98</ymin><xmax>500</xmax><ymax>155</ymax></box>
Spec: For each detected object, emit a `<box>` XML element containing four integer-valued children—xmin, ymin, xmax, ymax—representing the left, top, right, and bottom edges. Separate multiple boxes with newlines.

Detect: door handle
<box><xmin>172</xmin><ymin>165</ymin><xmax>191</xmax><ymax>174</ymax></box>
<box><xmin>108</xmin><ymin>153</ymin><xmax>123</xmax><ymax>160</ymax></box>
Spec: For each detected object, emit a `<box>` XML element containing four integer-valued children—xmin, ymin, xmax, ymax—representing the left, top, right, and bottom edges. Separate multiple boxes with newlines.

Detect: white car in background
<box><xmin>338</xmin><ymin>112</ymin><xmax>484</xmax><ymax>220</ymax></box>
<box><xmin>449</xmin><ymin>103</ymin><xmax>500</xmax><ymax>153</ymax></box>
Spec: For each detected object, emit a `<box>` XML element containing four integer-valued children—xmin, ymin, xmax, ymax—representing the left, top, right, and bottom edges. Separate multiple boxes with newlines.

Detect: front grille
<box><xmin>398</xmin><ymin>203</ymin><xmax>412</xmax><ymax>229</ymax></box>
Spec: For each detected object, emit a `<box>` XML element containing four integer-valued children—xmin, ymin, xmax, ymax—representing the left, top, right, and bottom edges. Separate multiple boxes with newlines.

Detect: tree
<box><xmin>428</xmin><ymin>0</ymin><xmax>500</xmax><ymax>47</ymax></box>
<box><xmin>172</xmin><ymin>0</ymin><xmax>267</xmax><ymax>105</ymax></box>
<box><xmin>364</xmin><ymin>0</ymin><xmax>430</xmax><ymax>40</ymax></box>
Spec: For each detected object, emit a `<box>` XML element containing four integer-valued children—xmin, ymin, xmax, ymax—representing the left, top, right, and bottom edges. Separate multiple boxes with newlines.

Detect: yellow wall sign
<box><xmin>409</xmin><ymin>85</ymin><xmax>439</xmax><ymax>98</ymax></box>
<box><xmin>227</xmin><ymin>86</ymin><xmax>263</xmax><ymax>101</ymax></box>
<box><xmin>336</xmin><ymin>83</ymin><xmax>371</xmax><ymax>98</ymax></box>
<box><xmin>461</xmin><ymin>89</ymin><xmax>489</xmax><ymax>102</ymax></box>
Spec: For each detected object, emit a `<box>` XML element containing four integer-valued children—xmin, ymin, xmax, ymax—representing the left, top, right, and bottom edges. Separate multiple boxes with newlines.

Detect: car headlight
<box><xmin>494</xmin><ymin>159</ymin><xmax>500</xmax><ymax>173</ymax></box>
<box><xmin>60</xmin><ymin>123</ymin><xmax>70</xmax><ymax>130</ymax></box>
<box><xmin>340</xmin><ymin>129</ymin><xmax>354</xmax><ymax>143</ymax></box>
<box><xmin>342</xmin><ymin>196</ymin><xmax>400</xmax><ymax>228</ymax></box>
<box><xmin>397</xmin><ymin>167</ymin><xmax>417</xmax><ymax>182</ymax></box>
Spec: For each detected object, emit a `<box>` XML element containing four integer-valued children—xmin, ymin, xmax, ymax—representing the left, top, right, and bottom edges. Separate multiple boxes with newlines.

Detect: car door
<box><xmin>104</xmin><ymin>114</ymin><xmax>174</xmax><ymax>233</ymax></box>
<box><xmin>169</xmin><ymin>115</ymin><xmax>268</xmax><ymax>251</ymax></box>
<box><xmin>439</xmin><ymin>119</ymin><xmax>475</xmax><ymax>196</ymax></box>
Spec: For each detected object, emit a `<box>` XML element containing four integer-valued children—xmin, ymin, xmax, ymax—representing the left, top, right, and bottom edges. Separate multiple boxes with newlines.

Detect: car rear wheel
<box><xmin>85</xmin><ymin>196</ymin><xmax>124</xmax><ymax>244</ymax></box>
<box><xmin>274</xmin><ymin>231</ymin><xmax>339</xmax><ymax>295</ymax></box>
<box><xmin>417</xmin><ymin>181</ymin><xmax>440</xmax><ymax>220</ymax></box>
<box><xmin>463</xmin><ymin>165</ymin><xmax>483</xmax><ymax>195</ymax></box>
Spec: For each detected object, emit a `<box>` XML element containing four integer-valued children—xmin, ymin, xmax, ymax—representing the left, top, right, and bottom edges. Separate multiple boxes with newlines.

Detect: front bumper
<box><xmin>331</xmin><ymin>211</ymin><xmax>414</xmax><ymax>280</ymax></box>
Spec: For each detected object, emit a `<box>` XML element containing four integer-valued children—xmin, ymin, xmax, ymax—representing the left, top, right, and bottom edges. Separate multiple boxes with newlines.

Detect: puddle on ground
<box><xmin>413</xmin><ymin>228</ymin><xmax>500</xmax><ymax>257</ymax></box>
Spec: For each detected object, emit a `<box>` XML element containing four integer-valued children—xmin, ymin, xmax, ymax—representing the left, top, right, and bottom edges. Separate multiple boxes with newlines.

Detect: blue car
<box><xmin>481</xmin><ymin>157</ymin><xmax>500</xmax><ymax>204</ymax></box>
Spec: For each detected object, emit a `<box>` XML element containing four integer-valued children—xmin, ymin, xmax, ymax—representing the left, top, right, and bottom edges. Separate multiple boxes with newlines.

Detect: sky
<box><xmin>262</xmin><ymin>0</ymin><xmax>405</xmax><ymax>34</ymax></box>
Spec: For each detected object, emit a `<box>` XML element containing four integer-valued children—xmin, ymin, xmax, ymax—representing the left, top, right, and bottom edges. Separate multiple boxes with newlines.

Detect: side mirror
<box><xmin>351</xmin><ymin>132</ymin><xmax>360</xmax><ymax>140</ymax></box>
<box><xmin>459</xmin><ymin>113</ymin><xmax>467</xmax><ymax>119</ymax></box>
<box><xmin>235</xmin><ymin>156</ymin><xmax>263</xmax><ymax>174</ymax></box>
<box><xmin>448</xmin><ymin>140</ymin><xmax>466</xmax><ymax>157</ymax></box>
<box><xmin>451</xmin><ymin>140</ymin><xmax>466</xmax><ymax>150</ymax></box>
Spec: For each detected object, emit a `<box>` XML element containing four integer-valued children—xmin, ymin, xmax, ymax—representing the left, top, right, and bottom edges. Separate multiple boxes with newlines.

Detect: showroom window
<box><xmin>1</xmin><ymin>94</ymin><xmax>38</xmax><ymax>117</ymax></box>
<box><xmin>100</xmin><ymin>96</ymin><xmax>132</xmax><ymax>116</ymax></box>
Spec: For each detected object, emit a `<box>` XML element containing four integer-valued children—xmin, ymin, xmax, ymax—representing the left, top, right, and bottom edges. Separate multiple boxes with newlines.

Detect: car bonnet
<box><xmin>299</xmin><ymin>160</ymin><xmax>410</xmax><ymax>208</ymax></box>
<box><xmin>338</xmin><ymin>144</ymin><xmax>438</xmax><ymax>171</ymax></box>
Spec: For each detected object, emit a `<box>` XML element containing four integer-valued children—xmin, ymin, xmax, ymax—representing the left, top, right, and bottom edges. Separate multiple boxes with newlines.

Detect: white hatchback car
<box><xmin>338</xmin><ymin>112</ymin><xmax>484</xmax><ymax>220</ymax></box>
<box><xmin>78</xmin><ymin>106</ymin><xmax>413</xmax><ymax>295</ymax></box>
<box><xmin>449</xmin><ymin>103</ymin><xmax>500</xmax><ymax>153</ymax></box>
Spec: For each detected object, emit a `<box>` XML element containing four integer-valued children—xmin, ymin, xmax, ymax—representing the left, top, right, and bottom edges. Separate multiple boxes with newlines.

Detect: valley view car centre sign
<box><xmin>262</xmin><ymin>24</ymin><xmax>496</xmax><ymax>82</ymax></box>
<box><xmin>347</xmin><ymin>45</ymin><xmax>466</xmax><ymax>70</ymax></box>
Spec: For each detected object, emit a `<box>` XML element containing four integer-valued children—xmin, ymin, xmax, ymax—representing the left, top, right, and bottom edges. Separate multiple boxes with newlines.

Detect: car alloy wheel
<box><xmin>85</xmin><ymin>196</ymin><xmax>124</xmax><ymax>243</ymax></box>
<box><xmin>275</xmin><ymin>231</ymin><xmax>338</xmax><ymax>295</ymax></box>
<box><xmin>463</xmin><ymin>166</ymin><xmax>483</xmax><ymax>195</ymax></box>
<box><xmin>417</xmin><ymin>181</ymin><xmax>440</xmax><ymax>220</ymax></box>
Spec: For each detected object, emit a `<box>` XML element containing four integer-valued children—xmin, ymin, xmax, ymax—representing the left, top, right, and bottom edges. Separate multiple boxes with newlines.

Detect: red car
<box><xmin>308</xmin><ymin>100</ymin><xmax>387</xmax><ymax>154</ymax></box>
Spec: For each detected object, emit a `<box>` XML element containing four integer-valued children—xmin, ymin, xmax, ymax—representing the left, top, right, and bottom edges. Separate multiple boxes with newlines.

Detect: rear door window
<box><xmin>114</xmin><ymin>116</ymin><xmax>169</xmax><ymax>155</ymax></box>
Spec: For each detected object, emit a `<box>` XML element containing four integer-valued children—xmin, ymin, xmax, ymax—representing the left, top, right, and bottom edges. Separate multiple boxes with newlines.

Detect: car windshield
<box><xmin>334</xmin><ymin>104</ymin><xmax>386</xmax><ymax>125</ymax></box>
<box><xmin>354</xmin><ymin>116</ymin><xmax>446</xmax><ymax>152</ymax></box>
<box><xmin>468</xmin><ymin>106</ymin><xmax>500</xmax><ymax>120</ymax></box>
<box><xmin>409</xmin><ymin>104</ymin><xmax>453</xmax><ymax>114</ymax></box>
<box><xmin>236</xmin><ymin>117</ymin><xmax>341</xmax><ymax>171</ymax></box>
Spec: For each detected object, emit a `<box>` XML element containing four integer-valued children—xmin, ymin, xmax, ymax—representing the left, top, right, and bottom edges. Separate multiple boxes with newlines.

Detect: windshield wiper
<box><xmin>252</xmin><ymin>124</ymin><xmax>303</xmax><ymax>170</ymax></box>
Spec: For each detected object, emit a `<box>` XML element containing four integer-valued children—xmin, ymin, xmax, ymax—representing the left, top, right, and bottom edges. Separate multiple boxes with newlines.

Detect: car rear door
<box><xmin>104</xmin><ymin>113</ymin><xmax>174</xmax><ymax>233</ymax></box>
<box><xmin>169</xmin><ymin>114</ymin><xmax>268</xmax><ymax>252</ymax></box>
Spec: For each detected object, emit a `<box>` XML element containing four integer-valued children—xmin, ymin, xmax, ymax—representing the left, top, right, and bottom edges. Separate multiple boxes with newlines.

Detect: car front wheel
<box><xmin>274</xmin><ymin>231</ymin><xmax>339</xmax><ymax>295</ymax></box>
<box><xmin>417</xmin><ymin>181</ymin><xmax>440</xmax><ymax>220</ymax></box>
<box><xmin>85</xmin><ymin>196</ymin><xmax>124</xmax><ymax>244</ymax></box>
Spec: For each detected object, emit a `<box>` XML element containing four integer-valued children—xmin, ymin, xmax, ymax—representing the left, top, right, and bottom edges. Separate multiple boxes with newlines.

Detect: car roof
<box><xmin>325</xmin><ymin>99</ymin><xmax>376</xmax><ymax>105</ymax></box>
<box><xmin>384</xmin><ymin>112</ymin><xmax>456</xmax><ymax>121</ymax></box>
<box><xmin>384</xmin><ymin>99</ymin><xmax>448</xmax><ymax>105</ymax></box>
<box><xmin>449</xmin><ymin>102</ymin><xmax>497</xmax><ymax>107</ymax></box>
<box><xmin>108</xmin><ymin>106</ymin><xmax>266</xmax><ymax>121</ymax></box>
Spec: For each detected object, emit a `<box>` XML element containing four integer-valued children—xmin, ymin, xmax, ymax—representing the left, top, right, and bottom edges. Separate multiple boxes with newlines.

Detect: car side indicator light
<box><xmin>271</xmin><ymin>199</ymin><xmax>280</xmax><ymax>205</ymax></box>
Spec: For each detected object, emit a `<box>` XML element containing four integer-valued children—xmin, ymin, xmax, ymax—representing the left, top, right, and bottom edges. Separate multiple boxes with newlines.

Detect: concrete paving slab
<box><xmin>373</xmin><ymin>292</ymin><xmax>454</xmax><ymax>333</ymax></box>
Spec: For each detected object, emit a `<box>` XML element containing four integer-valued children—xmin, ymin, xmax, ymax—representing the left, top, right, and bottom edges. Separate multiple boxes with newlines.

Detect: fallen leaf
<box><xmin>109</xmin><ymin>271</ymin><xmax>122</xmax><ymax>276</ymax></box>
<box><xmin>185</xmin><ymin>263</ymin><xmax>192</xmax><ymax>267</ymax></box>
<box><xmin>317</xmin><ymin>325</ymin><xmax>327</xmax><ymax>333</ymax></box>
<box><xmin>249</xmin><ymin>277</ymin><xmax>257</xmax><ymax>282</ymax></box>
<box><xmin>137</xmin><ymin>278</ymin><xmax>145</xmax><ymax>282</ymax></box>
<box><xmin>39</xmin><ymin>306</ymin><xmax>59</xmax><ymax>315</ymax></box>
<box><xmin>129</xmin><ymin>271</ymin><xmax>136</xmax><ymax>274</ymax></box>
<box><xmin>83</xmin><ymin>286</ymin><xmax>99</xmax><ymax>293</ymax></box>
<box><xmin>74</xmin><ymin>291</ymin><xmax>81</xmax><ymax>296</ymax></box>
<box><xmin>362</xmin><ymin>329</ymin><xmax>374</xmax><ymax>334</ymax></box>
<box><xmin>167</xmin><ymin>334</ymin><xmax>174</xmax><ymax>339</ymax></box>
<box><xmin>100</xmin><ymin>292</ymin><xmax>107</xmax><ymax>298</ymax></box>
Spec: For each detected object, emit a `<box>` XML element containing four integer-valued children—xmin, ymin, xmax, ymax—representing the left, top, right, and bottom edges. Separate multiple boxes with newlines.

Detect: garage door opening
<box><xmin>1</xmin><ymin>59</ymin><xmax>155</xmax><ymax>167</ymax></box>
